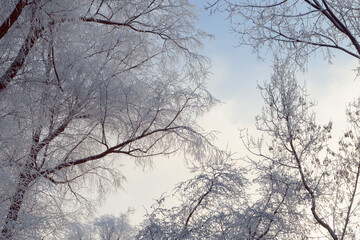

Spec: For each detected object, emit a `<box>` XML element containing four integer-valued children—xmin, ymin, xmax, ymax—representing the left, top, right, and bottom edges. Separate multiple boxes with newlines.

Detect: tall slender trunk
<box><xmin>1</xmin><ymin>170</ymin><xmax>34</xmax><ymax>239</ymax></box>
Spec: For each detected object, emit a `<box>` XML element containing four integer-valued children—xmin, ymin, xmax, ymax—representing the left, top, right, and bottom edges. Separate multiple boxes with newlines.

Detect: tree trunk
<box><xmin>1</xmin><ymin>171</ymin><xmax>34</xmax><ymax>239</ymax></box>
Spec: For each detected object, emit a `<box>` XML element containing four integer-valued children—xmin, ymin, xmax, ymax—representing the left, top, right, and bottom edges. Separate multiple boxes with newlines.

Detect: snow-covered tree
<box><xmin>62</xmin><ymin>210</ymin><xmax>136</xmax><ymax>240</ymax></box>
<box><xmin>94</xmin><ymin>210</ymin><xmax>136</xmax><ymax>240</ymax></box>
<box><xmin>63</xmin><ymin>221</ymin><xmax>95</xmax><ymax>240</ymax></box>
<box><xmin>0</xmin><ymin>1</ymin><xmax>217</xmax><ymax>239</ymax></box>
<box><xmin>137</xmin><ymin>59</ymin><xmax>360</xmax><ymax>239</ymax></box>
<box><xmin>136</xmin><ymin>152</ymin><xmax>302</xmax><ymax>239</ymax></box>
<box><xmin>242</xmin><ymin>59</ymin><xmax>360</xmax><ymax>239</ymax></box>
<box><xmin>207</xmin><ymin>0</ymin><xmax>360</xmax><ymax>66</ymax></box>
<box><xmin>204</xmin><ymin>1</ymin><xmax>360</xmax><ymax>238</ymax></box>
<box><xmin>137</xmin><ymin>158</ymin><xmax>248</xmax><ymax>240</ymax></box>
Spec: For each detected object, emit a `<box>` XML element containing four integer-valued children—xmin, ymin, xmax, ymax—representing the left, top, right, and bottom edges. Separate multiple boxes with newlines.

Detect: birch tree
<box><xmin>0</xmin><ymin>1</ymin><xmax>216</xmax><ymax>239</ymax></box>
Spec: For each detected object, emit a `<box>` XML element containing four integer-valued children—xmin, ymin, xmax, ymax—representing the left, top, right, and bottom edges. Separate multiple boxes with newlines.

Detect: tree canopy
<box><xmin>0</xmin><ymin>0</ymin><xmax>218</xmax><ymax>239</ymax></box>
<box><xmin>2</xmin><ymin>0</ymin><xmax>360</xmax><ymax>239</ymax></box>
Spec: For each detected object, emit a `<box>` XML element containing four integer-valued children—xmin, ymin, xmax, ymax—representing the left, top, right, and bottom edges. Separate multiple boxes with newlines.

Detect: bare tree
<box><xmin>0</xmin><ymin>1</ymin><xmax>217</xmax><ymax>239</ymax></box>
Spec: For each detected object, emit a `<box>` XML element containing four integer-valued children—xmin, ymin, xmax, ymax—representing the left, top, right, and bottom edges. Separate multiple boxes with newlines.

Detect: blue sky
<box><xmin>96</xmin><ymin>1</ymin><xmax>360</xmax><ymax>224</ymax></box>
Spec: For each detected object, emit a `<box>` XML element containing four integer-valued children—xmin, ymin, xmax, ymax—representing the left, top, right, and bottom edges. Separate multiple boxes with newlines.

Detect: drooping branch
<box><xmin>211</xmin><ymin>0</ymin><xmax>360</xmax><ymax>61</ymax></box>
<box><xmin>305</xmin><ymin>0</ymin><xmax>360</xmax><ymax>56</ymax></box>
<box><xmin>263</xmin><ymin>26</ymin><xmax>360</xmax><ymax>59</ymax></box>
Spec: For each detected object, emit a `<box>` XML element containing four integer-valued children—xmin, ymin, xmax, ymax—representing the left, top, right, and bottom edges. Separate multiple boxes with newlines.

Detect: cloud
<box><xmin>306</xmin><ymin>55</ymin><xmax>360</xmax><ymax>140</ymax></box>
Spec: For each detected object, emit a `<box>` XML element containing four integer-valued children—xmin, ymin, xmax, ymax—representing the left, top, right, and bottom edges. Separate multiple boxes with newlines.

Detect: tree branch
<box><xmin>0</xmin><ymin>0</ymin><xmax>28</xmax><ymax>40</ymax></box>
<box><xmin>340</xmin><ymin>162</ymin><xmax>360</xmax><ymax>240</ymax></box>
<box><xmin>289</xmin><ymin>138</ymin><xmax>338</xmax><ymax>240</ymax></box>
<box><xmin>0</xmin><ymin>22</ymin><xmax>42</xmax><ymax>92</ymax></box>
<box><xmin>40</xmin><ymin>126</ymin><xmax>184</xmax><ymax>176</ymax></box>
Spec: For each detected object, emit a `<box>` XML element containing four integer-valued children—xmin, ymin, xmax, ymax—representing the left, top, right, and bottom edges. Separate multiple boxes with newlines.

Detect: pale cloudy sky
<box><xmin>96</xmin><ymin>1</ymin><xmax>360</xmax><ymax>225</ymax></box>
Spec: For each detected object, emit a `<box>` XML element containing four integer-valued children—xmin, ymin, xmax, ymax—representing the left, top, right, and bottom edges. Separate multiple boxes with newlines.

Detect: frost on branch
<box><xmin>136</xmin><ymin>158</ymin><xmax>248</xmax><ymax>240</ymax></box>
<box><xmin>0</xmin><ymin>0</ymin><xmax>217</xmax><ymax>239</ymax></box>
<box><xmin>242</xmin><ymin>59</ymin><xmax>360</xmax><ymax>239</ymax></box>
<box><xmin>207</xmin><ymin>0</ymin><xmax>360</xmax><ymax>67</ymax></box>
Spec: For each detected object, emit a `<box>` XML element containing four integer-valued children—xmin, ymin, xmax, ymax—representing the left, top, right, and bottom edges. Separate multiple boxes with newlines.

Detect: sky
<box><xmin>95</xmin><ymin>1</ymin><xmax>360</xmax><ymax>225</ymax></box>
